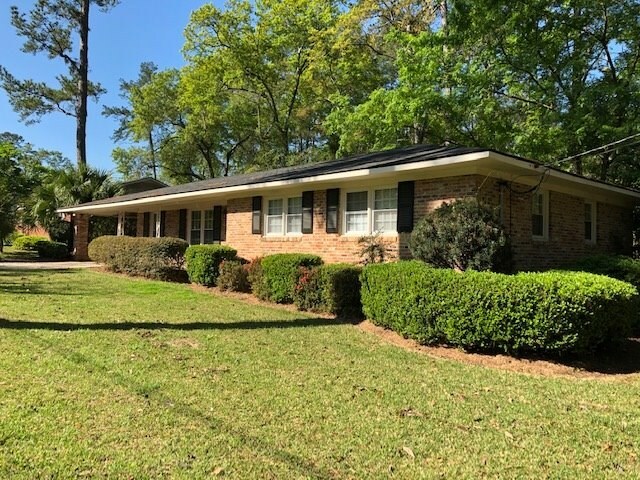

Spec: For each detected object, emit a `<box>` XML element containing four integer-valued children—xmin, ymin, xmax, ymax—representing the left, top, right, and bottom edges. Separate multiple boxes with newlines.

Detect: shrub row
<box><xmin>360</xmin><ymin>261</ymin><xmax>638</xmax><ymax>354</ymax></box>
<box><xmin>13</xmin><ymin>235</ymin><xmax>47</xmax><ymax>251</ymax></box>
<box><xmin>567</xmin><ymin>255</ymin><xmax>640</xmax><ymax>290</ymax></box>
<box><xmin>293</xmin><ymin>263</ymin><xmax>363</xmax><ymax>318</ymax></box>
<box><xmin>34</xmin><ymin>239</ymin><xmax>68</xmax><ymax>259</ymax></box>
<box><xmin>185</xmin><ymin>245</ymin><xmax>238</xmax><ymax>286</ymax></box>
<box><xmin>88</xmin><ymin>236</ymin><xmax>188</xmax><ymax>282</ymax></box>
<box><xmin>252</xmin><ymin>253</ymin><xmax>323</xmax><ymax>303</ymax></box>
<box><xmin>217</xmin><ymin>260</ymin><xmax>251</xmax><ymax>292</ymax></box>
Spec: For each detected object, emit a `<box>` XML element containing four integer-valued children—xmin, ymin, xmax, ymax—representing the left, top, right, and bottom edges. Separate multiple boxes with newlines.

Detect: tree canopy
<box><xmin>104</xmin><ymin>0</ymin><xmax>640</xmax><ymax>188</ymax></box>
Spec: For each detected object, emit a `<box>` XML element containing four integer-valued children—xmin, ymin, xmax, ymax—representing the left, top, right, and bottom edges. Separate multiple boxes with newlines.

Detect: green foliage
<box><xmin>410</xmin><ymin>198</ymin><xmax>510</xmax><ymax>272</ymax></box>
<box><xmin>357</xmin><ymin>232</ymin><xmax>393</xmax><ymax>265</ymax></box>
<box><xmin>0</xmin><ymin>1</ymin><xmax>120</xmax><ymax>167</ymax></box>
<box><xmin>293</xmin><ymin>263</ymin><xmax>363</xmax><ymax>317</ymax></box>
<box><xmin>360</xmin><ymin>261</ymin><xmax>638</xmax><ymax>354</ymax></box>
<box><xmin>88</xmin><ymin>236</ymin><xmax>188</xmax><ymax>282</ymax></box>
<box><xmin>13</xmin><ymin>235</ymin><xmax>48</xmax><ymax>251</ymax></box>
<box><xmin>246</xmin><ymin>257</ymin><xmax>264</xmax><ymax>295</ymax></box>
<box><xmin>185</xmin><ymin>245</ymin><xmax>238</xmax><ymax>286</ymax></box>
<box><xmin>34</xmin><ymin>239</ymin><xmax>68</xmax><ymax>259</ymax></box>
<box><xmin>256</xmin><ymin>254</ymin><xmax>323</xmax><ymax>303</ymax></box>
<box><xmin>0</xmin><ymin>142</ymin><xmax>29</xmax><ymax>248</ymax></box>
<box><xmin>217</xmin><ymin>259</ymin><xmax>251</xmax><ymax>292</ymax></box>
<box><xmin>5</xmin><ymin>231</ymin><xmax>24</xmax><ymax>246</ymax></box>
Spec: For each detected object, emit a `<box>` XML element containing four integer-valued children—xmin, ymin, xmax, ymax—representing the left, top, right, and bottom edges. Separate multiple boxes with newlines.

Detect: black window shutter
<box><xmin>302</xmin><ymin>191</ymin><xmax>314</xmax><ymax>234</ymax></box>
<box><xmin>252</xmin><ymin>196</ymin><xmax>263</xmax><ymax>234</ymax></box>
<box><xmin>397</xmin><ymin>181</ymin><xmax>415</xmax><ymax>233</ymax></box>
<box><xmin>178</xmin><ymin>209</ymin><xmax>187</xmax><ymax>240</ymax></box>
<box><xmin>160</xmin><ymin>211</ymin><xmax>166</xmax><ymax>237</ymax></box>
<box><xmin>213</xmin><ymin>206</ymin><xmax>223</xmax><ymax>242</ymax></box>
<box><xmin>326</xmin><ymin>188</ymin><xmax>340</xmax><ymax>233</ymax></box>
<box><xmin>143</xmin><ymin>212</ymin><xmax>150</xmax><ymax>237</ymax></box>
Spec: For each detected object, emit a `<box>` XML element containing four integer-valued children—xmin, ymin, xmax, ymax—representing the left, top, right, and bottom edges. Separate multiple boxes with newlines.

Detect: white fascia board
<box><xmin>489</xmin><ymin>152</ymin><xmax>640</xmax><ymax>199</ymax></box>
<box><xmin>57</xmin><ymin>151</ymin><xmax>492</xmax><ymax>214</ymax></box>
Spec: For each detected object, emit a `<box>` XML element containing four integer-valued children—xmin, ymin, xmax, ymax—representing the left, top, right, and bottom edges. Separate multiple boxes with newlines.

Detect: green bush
<box><xmin>567</xmin><ymin>255</ymin><xmax>640</xmax><ymax>289</ymax></box>
<box><xmin>257</xmin><ymin>253</ymin><xmax>323</xmax><ymax>303</ymax></box>
<box><xmin>13</xmin><ymin>235</ymin><xmax>47</xmax><ymax>251</ymax></box>
<box><xmin>217</xmin><ymin>259</ymin><xmax>250</xmax><ymax>292</ymax></box>
<box><xmin>294</xmin><ymin>263</ymin><xmax>363</xmax><ymax>318</ymax></box>
<box><xmin>5</xmin><ymin>231</ymin><xmax>24</xmax><ymax>246</ymax></box>
<box><xmin>410</xmin><ymin>198</ymin><xmax>511</xmax><ymax>272</ymax></box>
<box><xmin>360</xmin><ymin>261</ymin><xmax>638</xmax><ymax>354</ymax></box>
<box><xmin>246</xmin><ymin>257</ymin><xmax>264</xmax><ymax>295</ymax></box>
<box><xmin>185</xmin><ymin>245</ymin><xmax>238</xmax><ymax>286</ymax></box>
<box><xmin>88</xmin><ymin>236</ymin><xmax>189</xmax><ymax>282</ymax></box>
<box><xmin>34</xmin><ymin>239</ymin><xmax>68</xmax><ymax>259</ymax></box>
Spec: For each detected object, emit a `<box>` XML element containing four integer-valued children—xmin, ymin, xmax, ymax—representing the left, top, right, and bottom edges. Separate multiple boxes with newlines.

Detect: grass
<box><xmin>1</xmin><ymin>269</ymin><xmax>640</xmax><ymax>478</ymax></box>
<box><xmin>0</xmin><ymin>246</ymin><xmax>38</xmax><ymax>262</ymax></box>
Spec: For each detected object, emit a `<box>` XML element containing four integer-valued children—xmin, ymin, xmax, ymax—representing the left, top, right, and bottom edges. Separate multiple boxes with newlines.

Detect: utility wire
<box><xmin>555</xmin><ymin>132</ymin><xmax>640</xmax><ymax>165</ymax></box>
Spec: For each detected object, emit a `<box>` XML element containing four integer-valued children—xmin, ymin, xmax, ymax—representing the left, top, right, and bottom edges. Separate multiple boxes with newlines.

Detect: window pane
<box><xmin>532</xmin><ymin>194</ymin><xmax>543</xmax><ymax>215</ymax></box>
<box><xmin>190</xmin><ymin>210</ymin><xmax>202</xmax><ymax>244</ymax></box>
<box><xmin>584</xmin><ymin>203</ymin><xmax>592</xmax><ymax>222</ymax></box>
<box><xmin>287</xmin><ymin>214</ymin><xmax>302</xmax><ymax>233</ymax></box>
<box><xmin>374</xmin><ymin>188</ymin><xmax>398</xmax><ymax>210</ymax></box>
<box><xmin>373</xmin><ymin>210</ymin><xmax>397</xmax><ymax>232</ymax></box>
<box><xmin>287</xmin><ymin>197</ymin><xmax>302</xmax><ymax>215</ymax></box>
<box><xmin>191</xmin><ymin>211</ymin><xmax>201</xmax><ymax>230</ymax></box>
<box><xmin>585</xmin><ymin>222</ymin><xmax>592</xmax><ymax>241</ymax></box>
<box><xmin>204</xmin><ymin>210</ymin><xmax>214</xmax><ymax>229</ymax></box>
<box><xmin>204</xmin><ymin>229</ymin><xmax>214</xmax><ymax>244</ymax></box>
<box><xmin>268</xmin><ymin>199</ymin><xmax>283</xmax><ymax>215</ymax></box>
<box><xmin>267</xmin><ymin>215</ymin><xmax>283</xmax><ymax>234</ymax></box>
<box><xmin>532</xmin><ymin>214</ymin><xmax>543</xmax><ymax>237</ymax></box>
<box><xmin>347</xmin><ymin>191</ymin><xmax>368</xmax><ymax>212</ymax></box>
<box><xmin>346</xmin><ymin>212</ymin><xmax>368</xmax><ymax>233</ymax></box>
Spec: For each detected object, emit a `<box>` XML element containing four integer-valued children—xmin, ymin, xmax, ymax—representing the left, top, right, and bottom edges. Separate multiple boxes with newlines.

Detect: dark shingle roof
<box><xmin>71</xmin><ymin>145</ymin><xmax>484</xmax><ymax>208</ymax></box>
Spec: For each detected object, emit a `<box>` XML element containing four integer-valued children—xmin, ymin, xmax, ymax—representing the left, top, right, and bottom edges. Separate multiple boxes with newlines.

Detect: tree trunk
<box><xmin>148</xmin><ymin>131</ymin><xmax>157</xmax><ymax>179</ymax></box>
<box><xmin>76</xmin><ymin>0</ymin><xmax>90</xmax><ymax>168</ymax></box>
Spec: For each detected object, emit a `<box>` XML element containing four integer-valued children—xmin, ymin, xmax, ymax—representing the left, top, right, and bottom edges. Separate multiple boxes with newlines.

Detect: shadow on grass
<box><xmin>0</xmin><ymin>316</ymin><xmax>358</xmax><ymax>332</ymax></box>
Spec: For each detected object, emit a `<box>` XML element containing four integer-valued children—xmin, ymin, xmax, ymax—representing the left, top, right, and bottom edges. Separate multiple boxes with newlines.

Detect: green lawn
<box><xmin>1</xmin><ymin>269</ymin><xmax>639</xmax><ymax>478</ymax></box>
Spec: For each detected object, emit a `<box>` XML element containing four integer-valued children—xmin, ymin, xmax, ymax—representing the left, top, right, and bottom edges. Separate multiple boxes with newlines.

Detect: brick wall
<box><xmin>225</xmin><ymin>191</ymin><xmax>399</xmax><ymax>263</ymax></box>
<box><xmin>132</xmin><ymin>174</ymin><xmax>633</xmax><ymax>270</ymax></box>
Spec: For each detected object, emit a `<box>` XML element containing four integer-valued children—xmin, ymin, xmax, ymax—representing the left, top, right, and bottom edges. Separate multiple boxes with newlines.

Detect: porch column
<box><xmin>116</xmin><ymin>212</ymin><xmax>125</xmax><ymax>236</ymax></box>
<box><xmin>73</xmin><ymin>213</ymin><xmax>90</xmax><ymax>261</ymax></box>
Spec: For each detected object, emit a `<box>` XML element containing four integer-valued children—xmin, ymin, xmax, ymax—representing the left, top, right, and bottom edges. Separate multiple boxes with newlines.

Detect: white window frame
<box><xmin>187</xmin><ymin>209</ymin><xmax>219</xmax><ymax>245</ymax></box>
<box><xmin>342</xmin><ymin>186</ymin><xmax>398</xmax><ymax>236</ymax></box>
<box><xmin>531</xmin><ymin>191</ymin><xmax>549</xmax><ymax>241</ymax></box>
<box><xmin>584</xmin><ymin>201</ymin><xmax>597</xmax><ymax>244</ymax></box>
<box><xmin>264</xmin><ymin>196</ymin><xmax>303</xmax><ymax>237</ymax></box>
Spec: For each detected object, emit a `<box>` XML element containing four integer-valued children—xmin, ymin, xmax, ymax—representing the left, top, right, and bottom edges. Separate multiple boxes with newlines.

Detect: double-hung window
<box><xmin>189</xmin><ymin>209</ymin><xmax>218</xmax><ymax>245</ymax></box>
<box><xmin>149</xmin><ymin>212</ymin><xmax>160</xmax><ymax>238</ymax></box>
<box><xmin>345</xmin><ymin>191</ymin><xmax>369</xmax><ymax>234</ymax></box>
<box><xmin>345</xmin><ymin>187</ymin><xmax>398</xmax><ymax>235</ymax></box>
<box><xmin>531</xmin><ymin>191</ymin><xmax>548</xmax><ymax>239</ymax></box>
<box><xmin>266</xmin><ymin>197</ymin><xmax>303</xmax><ymax>235</ymax></box>
<box><xmin>584</xmin><ymin>202</ymin><xmax>596</xmax><ymax>243</ymax></box>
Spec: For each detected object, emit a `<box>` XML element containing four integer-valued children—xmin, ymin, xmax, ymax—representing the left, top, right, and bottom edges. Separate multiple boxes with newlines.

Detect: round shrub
<box><xmin>13</xmin><ymin>235</ymin><xmax>47</xmax><ymax>251</ymax></box>
<box><xmin>34</xmin><ymin>240</ymin><xmax>69</xmax><ymax>259</ymax></box>
<box><xmin>410</xmin><ymin>198</ymin><xmax>510</xmax><ymax>272</ymax></box>
<box><xmin>88</xmin><ymin>235</ymin><xmax>189</xmax><ymax>281</ymax></box>
<box><xmin>185</xmin><ymin>245</ymin><xmax>238</xmax><ymax>286</ymax></box>
<box><xmin>360</xmin><ymin>261</ymin><xmax>638</xmax><ymax>354</ymax></box>
<box><xmin>218</xmin><ymin>260</ymin><xmax>250</xmax><ymax>292</ymax></box>
<box><xmin>257</xmin><ymin>253</ymin><xmax>323</xmax><ymax>303</ymax></box>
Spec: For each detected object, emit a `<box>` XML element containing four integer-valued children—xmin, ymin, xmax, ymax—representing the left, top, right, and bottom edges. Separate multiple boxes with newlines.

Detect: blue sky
<box><xmin>0</xmin><ymin>0</ymin><xmax>222</xmax><ymax>172</ymax></box>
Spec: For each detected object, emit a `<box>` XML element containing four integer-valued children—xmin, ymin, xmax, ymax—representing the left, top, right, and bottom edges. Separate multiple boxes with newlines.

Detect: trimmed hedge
<box><xmin>293</xmin><ymin>263</ymin><xmax>363</xmax><ymax>318</ymax></box>
<box><xmin>88</xmin><ymin>235</ymin><xmax>189</xmax><ymax>282</ymax></box>
<box><xmin>34</xmin><ymin>240</ymin><xmax>68</xmax><ymax>259</ymax></box>
<box><xmin>13</xmin><ymin>235</ymin><xmax>47</xmax><ymax>251</ymax></box>
<box><xmin>567</xmin><ymin>255</ymin><xmax>640</xmax><ymax>290</ymax></box>
<box><xmin>217</xmin><ymin>259</ymin><xmax>251</xmax><ymax>292</ymax></box>
<box><xmin>185</xmin><ymin>245</ymin><xmax>238</xmax><ymax>286</ymax></box>
<box><xmin>360</xmin><ymin>261</ymin><xmax>638</xmax><ymax>354</ymax></box>
<box><xmin>255</xmin><ymin>253</ymin><xmax>323</xmax><ymax>303</ymax></box>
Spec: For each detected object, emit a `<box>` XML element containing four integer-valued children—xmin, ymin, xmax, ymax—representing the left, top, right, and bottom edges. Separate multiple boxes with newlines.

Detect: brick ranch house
<box><xmin>58</xmin><ymin>145</ymin><xmax>640</xmax><ymax>271</ymax></box>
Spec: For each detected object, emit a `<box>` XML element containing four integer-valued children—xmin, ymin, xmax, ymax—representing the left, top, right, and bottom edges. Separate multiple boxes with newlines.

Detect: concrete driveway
<box><xmin>0</xmin><ymin>261</ymin><xmax>99</xmax><ymax>270</ymax></box>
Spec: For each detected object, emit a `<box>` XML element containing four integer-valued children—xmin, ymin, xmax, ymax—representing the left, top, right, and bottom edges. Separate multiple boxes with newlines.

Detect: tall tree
<box><xmin>0</xmin><ymin>0</ymin><xmax>120</xmax><ymax>167</ymax></box>
<box><xmin>0</xmin><ymin>142</ymin><xmax>28</xmax><ymax>252</ymax></box>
